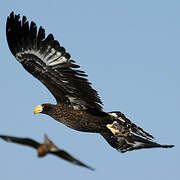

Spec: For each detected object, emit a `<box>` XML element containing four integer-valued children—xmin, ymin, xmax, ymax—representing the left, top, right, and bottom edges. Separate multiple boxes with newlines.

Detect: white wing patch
<box><xmin>117</xmin><ymin>137</ymin><xmax>145</xmax><ymax>152</ymax></box>
<box><xmin>109</xmin><ymin>112</ymin><xmax>118</xmax><ymax>118</ymax></box>
<box><xmin>16</xmin><ymin>49</ymin><xmax>44</xmax><ymax>62</ymax></box>
<box><xmin>47</xmin><ymin>56</ymin><xmax>67</xmax><ymax>66</ymax></box>
<box><xmin>108</xmin><ymin>112</ymin><xmax>125</xmax><ymax>122</ymax></box>
<box><xmin>44</xmin><ymin>46</ymin><xmax>56</xmax><ymax>60</ymax></box>
<box><xmin>132</xmin><ymin>141</ymin><xmax>144</xmax><ymax>148</ymax></box>
<box><xmin>15</xmin><ymin>46</ymin><xmax>68</xmax><ymax>66</ymax></box>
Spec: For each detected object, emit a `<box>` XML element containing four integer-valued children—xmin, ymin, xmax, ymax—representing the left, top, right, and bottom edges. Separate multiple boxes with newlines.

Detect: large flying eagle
<box><xmin>0</xmin><ymin>134</ymin><xmax>94</xmax><ymax>170</ymax></box>
<box><xmin>6</xmin><ymin>12</ymin><xmax>174</xmax><ymax>153</ymax></box>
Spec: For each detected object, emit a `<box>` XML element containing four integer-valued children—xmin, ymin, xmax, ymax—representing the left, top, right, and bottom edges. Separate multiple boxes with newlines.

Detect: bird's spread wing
<box><xmin>102</xmin><ymin>111</ymin><xmax>174</xmax><ymax>152</ymax></box>
<box><xmin>101</xmin><ymin>132</ymin><xmax>174</xmax><ymax>153</ymax></box>
<box><xmin>108</xmin><ymin>111</ymin><xmax>154</xmax><ymax>139</ymax></box>
<box><xmin>50</xmin><ymin>150</ymin><xmax>94</xmax><ymax>170</ymax></box>
<box><xmin>6</xmin><ymin>12</ymin><xmax>102</xmax><ymax>110</ymax></box>
<box><xmin>0</xmin><ymin>135</ymin><xmax>40</xmax><ymax>149</ymax></box>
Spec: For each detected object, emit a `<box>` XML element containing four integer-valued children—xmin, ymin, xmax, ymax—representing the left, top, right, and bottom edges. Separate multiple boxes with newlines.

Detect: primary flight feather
<box><xmin>6</xmin><ymin>12</ymin><xmax>174</xmax><ymax>153</ymax></box>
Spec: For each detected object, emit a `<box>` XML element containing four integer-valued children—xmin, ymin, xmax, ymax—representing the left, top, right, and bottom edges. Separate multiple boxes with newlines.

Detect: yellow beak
<box><xmin>34</xmin><ymin>105</ymin><xmax>43</xmax><ymax>114</ymax></box>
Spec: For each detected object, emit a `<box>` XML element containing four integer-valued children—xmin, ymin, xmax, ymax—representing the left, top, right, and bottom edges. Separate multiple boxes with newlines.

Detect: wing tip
<box><xmin>160</xmin><ymin>144</ymin><xmax>175</xmax><ymax>148</ymax></box>
<box><xmin>0</xmin><ymin>135</ymin><xmax>12</xmax><ymax>142</ymax></box>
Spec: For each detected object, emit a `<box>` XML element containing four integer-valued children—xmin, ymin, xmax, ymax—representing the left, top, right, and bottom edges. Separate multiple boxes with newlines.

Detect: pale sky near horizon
<box><xmin>0</xmin><ymin>0</ymin><xmax>179</xmax><ymax>179</ymax></box>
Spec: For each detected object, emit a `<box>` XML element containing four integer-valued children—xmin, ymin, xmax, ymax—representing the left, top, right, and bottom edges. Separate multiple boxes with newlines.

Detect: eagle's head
<box><xmin>34</xmin><ymin>104</ymin><xmax>55</xmax><ymax>115</ymax></box>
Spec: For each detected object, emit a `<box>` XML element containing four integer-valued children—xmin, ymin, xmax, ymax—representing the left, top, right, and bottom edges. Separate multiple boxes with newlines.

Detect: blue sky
<box><xmin>0</xmin><ymin>0</ymin><xmax>179</xmax><ymax>179</ymax></box>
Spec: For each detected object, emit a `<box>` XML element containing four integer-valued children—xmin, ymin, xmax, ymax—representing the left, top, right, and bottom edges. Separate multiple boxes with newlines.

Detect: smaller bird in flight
<box><xmin>0</xmin><ymin>134</ymin><xmax>94</xmax><ymax>170</ymax></box>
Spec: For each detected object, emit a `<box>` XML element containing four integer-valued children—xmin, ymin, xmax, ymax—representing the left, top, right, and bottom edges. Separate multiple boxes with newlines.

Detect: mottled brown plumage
<box><xmin>0</xmin><ymin>134</ymin><xmax>94</xmax><ymax>170</ymax></box>
<box><xmin>6</xmin><ymin>12</ymin><xmax>174</xmax><ymax>153</ymax></box>
<box><xmin>41</xmin><ymin>103</ymin><xmax>111</xmax><ymax>132</ymax></box>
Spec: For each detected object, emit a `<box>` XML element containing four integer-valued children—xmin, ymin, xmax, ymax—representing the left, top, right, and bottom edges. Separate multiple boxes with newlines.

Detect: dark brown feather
<box><xmin>51</xmin><ymin>150</ymin><xmax>94</xmax><ymax>170</ymax></box>
<box><xmin>6</xmin><ymin>12</ymin><xmax>102</xmax><ymax>110</ymax></box>
<box><xmin>0</xmin><ymin>135</ymin><xmax>40</xmax><ymax>149</ymax></box>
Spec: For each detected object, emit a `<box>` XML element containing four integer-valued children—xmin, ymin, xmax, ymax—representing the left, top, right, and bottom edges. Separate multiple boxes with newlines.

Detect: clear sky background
<box><xmin>0</xmin><ymin>0</ymin><xmax>179</xmax><ymax>179</ymax></box>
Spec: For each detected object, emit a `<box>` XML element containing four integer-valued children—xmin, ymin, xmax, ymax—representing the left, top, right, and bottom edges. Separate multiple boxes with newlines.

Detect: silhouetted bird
<box><xmin>0</xmin><ymin>134</ymin><xmax>94</xmax><ymax>170</ymax></box>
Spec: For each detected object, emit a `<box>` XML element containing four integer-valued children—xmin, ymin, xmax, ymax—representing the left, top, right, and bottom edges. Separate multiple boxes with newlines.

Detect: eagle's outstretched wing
<box><xmin>108</xmin><ymin>111</ymin><xmax>154</xmax><ymax>139</ymax></box>
<box><xmin>50</xmin><ymin>150</ymin><xmax>94</xmax><ymax>171</ymax></box>
<box><xmin>0</xmin><ymin>135</ymin><xmax>40</xmax><ymax>149</ymax></box>
<box><xmin>101</xmin><ymin>131</ymin><xmax>174</xmax><ymax>153</ymax></box>
<box><xmin>101</xmin><ymin>112</ymin><xmax>174</xmax><ymax>152</ymax></box>
<box><xmin>6</xmin><ymin>12</ymin><xmax>102</xmax><ymax>110</ymax></box>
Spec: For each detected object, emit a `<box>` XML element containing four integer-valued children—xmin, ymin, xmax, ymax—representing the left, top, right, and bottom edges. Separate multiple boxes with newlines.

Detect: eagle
<box><xmin>6</xmin><ymin>12</ymin><xmax>174</xmax><ymax>153</ymax></box>
<box><xmin>0</xmin><ymin>134</ymin><xmax>94</xmax><ymax>170</ymax></box>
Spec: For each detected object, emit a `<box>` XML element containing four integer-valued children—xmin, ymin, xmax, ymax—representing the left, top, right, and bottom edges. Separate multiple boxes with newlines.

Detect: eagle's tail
<box><xmin>101</xmin><ymin>131</ymin><xmax>174</xmax><ymax>153</ymax></box>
